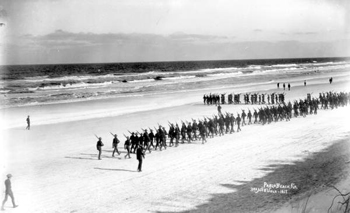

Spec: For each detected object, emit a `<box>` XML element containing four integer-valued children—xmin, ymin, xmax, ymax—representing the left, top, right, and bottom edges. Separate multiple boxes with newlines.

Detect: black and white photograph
<box><xmin>0</xmin><ymin>0</ymin><xmax>350</xmax><ymax>212</ymax></box>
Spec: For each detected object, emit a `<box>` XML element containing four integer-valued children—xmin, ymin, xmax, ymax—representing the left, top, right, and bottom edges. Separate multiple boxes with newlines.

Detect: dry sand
<box><xmin>0</xmin><ymin>79</ymin><xmax>350</xmax><ymax>213</ymax></box>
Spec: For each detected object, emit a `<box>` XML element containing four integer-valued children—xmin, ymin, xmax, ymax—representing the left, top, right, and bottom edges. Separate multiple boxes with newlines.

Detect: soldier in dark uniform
<box><xmin>143</xmin><ymin>130</ymin><xmax>151</xmax><ymax>153</ymax></box>
<box><xmin>198</xmin><ymin>121</ymin><xmax>207</xmax><ymax>144</ymax></box>
<box><xmin>236</xmin><ymin>114</ymin><xmax>241</xmax><ymax>132</ymax></box>
<box><xmin>124</xmin><ymin>136</ymin><xmax>131</xmax><ymax>158</ymax></box>
<box><xmin>1</xmin><ymin>174</ymin><xmax>18</xmax><ymax>211</ymax></box>
<box><xmin>112</xmin><ymin>134</ymin><xmax>120</xmax><ymax>157</ymax></box>
<box><xmin>253</xmin><ymin>109</ymin><xmax>258</xmax><ymax>123</ymax></box>
<box><xmin>218</xmin><ymin>116</ymin><xmax>225</xmax><ymax>136</ymax></box>
<box><xmin>96</xmin><ymin>137</ymin><xmax>104</xmax><ymax>160</ymax></box>
<box><xmin>130</xmin><ymin>132</ymin><xmax>137</xmax><ymax>153</ymax></box>
<box><xmin>230</xmin><ymin>114</ymin><xmax>235</xmax><ymax>133</ymax></box>
<box><xmin>148</xmin><ymin>129</ymin><xmax>155</xmax><ymax>149</ymax></box>
<box><xmin>241</xmin><ymin>110</ymin><xmax>247</xmax><ymax>126</ymax></box>
<box><xmin>288</xmin><ymin>83</ymin><xmax>291</xmax><ymax>90</ymax></box>
<box><xmin>161</xmin><ymin>127</ymin><xmax>167</xmax><ymax>149</ymax></box>
<box><xmin>181</xmin><ymin>122</ymin><xmax>187</xmax><ymax>143</ymax></box>
<box><xmin>192</xmin><ymin>120</ymin><xmax>198</xmax><ymax>140</ymax></box>
<box><xmin>186</xmin><ymin>122</ymin><xmax>193</xmax><ymax>142</ymax></box>
<box><xmin>247</xmin><ymin>110</ymin><xmax>252</xmax><ymax>124</ymax></box>
<box><xmin>168</xmin><ymin>124</ymin><xmax>175</xmax><ymax>147</ymax></box>
<box><xmin>175</xmin><ymin>124</ymin><xmax>180</xmax><ymax>147</ymax></box>
<box><xmin>136</xmin><ymin>145</ymin><xmax>145</xmax><ymax>172</ymax></box>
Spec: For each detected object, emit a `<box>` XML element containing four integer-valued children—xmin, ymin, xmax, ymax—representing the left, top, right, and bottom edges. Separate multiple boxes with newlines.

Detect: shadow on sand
<box><xmin>158</xmin><ymin>138</ymin><xmax>350</xmax><ymax>213</ymax></box>
<box><xmin>65</xmin><ymin>156</ymin><xmax>97</xmax><ymax>161</ymax></box>
<box><xmin>94</xmin><ymin>167</ymin><xmax>138</xmax><ymax>173</ymax></box>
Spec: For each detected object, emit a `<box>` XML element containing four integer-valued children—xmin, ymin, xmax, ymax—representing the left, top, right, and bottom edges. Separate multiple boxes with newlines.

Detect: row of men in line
<box><xmin>98</xmin><ymin>91</ymin><xmax>349</xmax><ymax>160</ymax></box>
<box><xmin>203</xmin><ymin>93</ymin><xmax>286</xmax><ymax>105</ymax></box>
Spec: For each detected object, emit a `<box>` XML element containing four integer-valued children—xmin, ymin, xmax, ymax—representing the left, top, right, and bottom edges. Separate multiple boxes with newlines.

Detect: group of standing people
<box><xmin>277</xmin><ymin>82</ymin><xmax>291</xmax><ymax>90</ymax></box>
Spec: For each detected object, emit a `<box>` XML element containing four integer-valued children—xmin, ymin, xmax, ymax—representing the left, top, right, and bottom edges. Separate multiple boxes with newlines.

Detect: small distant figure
<box><xmin>96</xmin><ymin>137</ymin><xmax>104</xmax><ymax>160</ymax></box>
<box><xmin>304</xmin><ymin>80</ymin><xmax>306</xmax><ymax>86</ymax></box>
<box><xmin>329</xmin><ymin>77</ymin><xmax>333</xmax><ymax>84</ymax></box>
<box><xmin>277</xmin><ymin>83</ymin><xmax>280</xmax><ymax>88</ymax></box>
<box><xmin>217</xmin><ymin>104</ymin><xmax>222</xmax><ymax>116</ymax></box>
<box><xmin>283</xmin><ymin>83</ymin><xmax>285</xmax><ymax>90</ymax></box>
<box><xmin>136</xmin><ymin>145</ymin><xmax>145</xmax><ymax>172</ymax></box>
<box><xmin>1</xmin><ymin>174</ymin><xmax>18</xmax><ymax>211</ymax></box>
<box><xmin>112</xmin><ymin>134</ymin><xmax>120</xmax><ymax>157</ymax></box>
<box><xmin>288</xmin><ymin>83</ymin><xmax>291</xmax><ymax>91</ymax></box>
<box><xmin>26</xmin><ymin>116</ymin><xmax>30</xmax><ymax>130</ymax></box>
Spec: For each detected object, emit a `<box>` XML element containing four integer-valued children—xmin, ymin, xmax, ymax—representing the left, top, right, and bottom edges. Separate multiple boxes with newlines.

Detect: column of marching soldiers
<box><xmin>203</xmin><ymin>92</ymin><xmax>286</xmax><ymax>105</ymax></box>
<box><xmin>105</xmin><ymin>91</ymin><xmax>350</xmax><ymax>158</ymax></box>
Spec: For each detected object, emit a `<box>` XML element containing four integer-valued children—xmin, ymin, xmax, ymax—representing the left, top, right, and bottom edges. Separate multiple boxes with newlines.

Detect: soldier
<box><xmin>175</xmin><ymin>124</ymin><xmax>180</xmax><ymax>147</ymax></box>
<box><xmin>96</xmin><ymin>137</ymin><xmax>104</xmax><ymax>160</ymax></box>
<box><xmin>124</xmin><ymin>136</ymin><xmax>131</xmax><ymax>158</ymax></box>
<box><xmin>158</xmin><ymin>126</ymin><xmax>166</xmax><ymax>150</ymax></box>
<box><xmin>162</xmin><ymin>126</ymin><xmax>168</xmax><ymax>149</ymax></box>
<box><xmin>186</xmin><ymin>122</ymin><xmax>193</xmax><ymax>142</ymax></box>
<box><xmin>247</xmin><ymin>110</ymin><xmax>252</xmax><ymax>125</ymax></box>
<box><xmin>241</xmin><ymin>110</ymin><xmax>247</xmax><ymax>126</ymax></box>
<box><xmin>192</xmin><ymin>120</ymin><xmax>198</xmax><ymax>140</ymax></box>
<box><xmin>283</xmin><ymin>83</ymin><xmax>285</xmax><ymax>90</ymax></box>
<box><xmin>154</xmin><ymin>129</ymin><xmax>161</xmax><ymax>150</ymax></box>
<box><xmin>130</xmin><ymin>132</ymin><xmax>137</xmax><ymax>153</ymax></box>
<box><xmin>236</xmin><ymin>114</ymin><xmax>241</xmax><ymax>132</ymax></box>
<box><xmin>230</xmin><ymin>113</ymin><xmax>235</xmax><ymax>133</ymax></box>
<box><xmin>136</xmin><ymin>145</ymin><xmax>145</xmax><ymax>172</ymax></box>
<box><xmin>198</xmin><ymin>121</ymin><xmax>207</xmax><ymax>144</ymax></box>
<box><xmin>148</xmin><ymin>129</ymin><xmax>155</xmax><ymax>149</ymax></box>
<box><xmin>112</xmin><ymin>134</ymin><xmax>120</xmax><ymax>157</ymax></box>
<box><xmin>143</xmin><ymin>129</ymin><xmax>151</xmax><ymax>153</ymax></box>
<box><xmin>253</xmin><ymin>109</ymin><xmax>258</xmax><ymax>123</ymax></box>
<box><xmin>181</xmin><ymin>122</ymin><xmax>187</xmax><ymax>143</ymax></box>
<box><xmin>208</xmin><ymin>118</ymin><xmax>215</xmax><ymax>137</ymax></box>
<box><xmin>224</xmin><ymin>114</ymin><xmax>230</xmax><ymax>134</ymax></box>
<box><xmin>1</xmin><ymin>174</ymin><xmax>18</xmax><ymax>211</ymax></box>
<box><xmin>288</xmin><ymin>83</ymin><xmax>291</xmax><ymax>90</ymax></box>
<box><xmin>168</xmin><ymin>124</ymin><xmax>175</xmax><ymax>147</ymax></box>
<box><xmin>218</xmin><ymin>116</ymin><xmax>225</xmax><ymax>136</ymax></box>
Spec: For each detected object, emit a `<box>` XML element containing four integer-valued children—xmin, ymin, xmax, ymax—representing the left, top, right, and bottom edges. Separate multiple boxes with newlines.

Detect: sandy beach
<box><xmin>1</xmin><ymin>74</ymin><xmax>350</xmax><ymax>213</ymax></box>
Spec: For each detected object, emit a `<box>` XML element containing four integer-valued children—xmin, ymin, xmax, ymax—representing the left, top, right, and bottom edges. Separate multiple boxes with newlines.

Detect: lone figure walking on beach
<box><xmin>26</xmin><ymin>116</ymin><xmax>30</xmax><ymax>130</ymax></box>
<box><xmin>1</xmin><ymin>174</ymin><xmax>18</xmax><ymax>211</ymax></box>
<box><xmin>304</xmin><ymin>80</ymin><xmax>306</xmax><ymax>86</ymax></box>
<box><xmin>217</xmin><ymin>104</ymin><xmax>222</xmax><ymax>116</ymax></box>
<box><xmin>329</xmin><ymin>77</ymin><xmax>333</xmax><ymax>84</ymax></box>
<box><xmin>136</xmin><ymin>145</ymin><xmax>145</xmax><ymax>172</ymax></box>
<box><xmin>96</xmin><ymin>137</ymin><xmax>104</xmax><ymax>160</ymax></box>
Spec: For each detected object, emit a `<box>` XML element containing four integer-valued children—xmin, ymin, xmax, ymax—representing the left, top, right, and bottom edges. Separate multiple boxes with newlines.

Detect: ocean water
<box><xmin>0</xmin><ymin>57</ymin><xmax>350</xmax><ymax>108</ymax></box>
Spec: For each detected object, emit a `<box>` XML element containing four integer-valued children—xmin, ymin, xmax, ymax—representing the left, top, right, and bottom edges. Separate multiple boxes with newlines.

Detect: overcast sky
<box><xmin>0</xmin><ymin>0</ymin><xmax>349</xmax><ymax>65</ymax></box>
